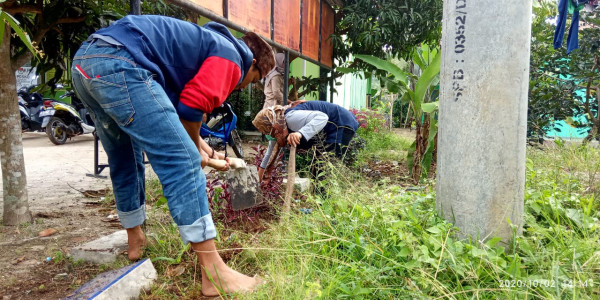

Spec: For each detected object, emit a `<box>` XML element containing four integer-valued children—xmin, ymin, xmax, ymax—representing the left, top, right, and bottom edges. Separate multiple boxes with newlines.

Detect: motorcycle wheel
<box><xmin>46</xmin><ymin>116</ymin><xmax>68</xmax><ymax>145</ymax></box>
<box><xmin>228</xmin><ymin>130</ymin><xmax>244</xmax><ymax>158</ymax></box>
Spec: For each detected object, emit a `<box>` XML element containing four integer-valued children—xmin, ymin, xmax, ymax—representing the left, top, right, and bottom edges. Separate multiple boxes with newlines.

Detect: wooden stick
<box><xmin>284</xmin><ymin>146</ymin><xmax>296</xmax><ymax>215</ymax></box>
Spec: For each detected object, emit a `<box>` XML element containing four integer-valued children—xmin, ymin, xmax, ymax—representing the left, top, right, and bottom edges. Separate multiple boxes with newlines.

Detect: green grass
<box><xmin>137</xmin><ymin>132</ymin><xmax>600</xmax><ymax>299</ymax></box>
<box><xmin>356</xmin><ymin>130</ymin><xmax>413</xmax><ymax>163</ymax></box>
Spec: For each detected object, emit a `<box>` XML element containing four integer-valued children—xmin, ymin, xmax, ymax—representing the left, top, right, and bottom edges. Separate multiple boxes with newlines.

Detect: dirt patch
<box><xmin>0</xmin><ymin>133</ymin><xmax>119</xmax><ymax>299</ymax></box>
<box><xmin>0</xmin><ymin>132</ymin><xmax>265</xmax><ymax>299</ymax></box>
<box><xmin>361</xmin><ymin>160</ymin><xmax>411</xmax><ymax>183</ymax></box>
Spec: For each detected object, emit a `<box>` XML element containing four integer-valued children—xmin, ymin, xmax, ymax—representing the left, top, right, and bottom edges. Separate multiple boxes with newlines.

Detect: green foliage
<box><xmin>356</xmin><ymin>46</ymin><xmax>440</xmax><ymax>182</ymax></box>
<box><xmin>350</xmin><ymin>108</ymin><xmax>388</xmax><ymax>135</ymax></box>
<box><xmin>353</xmin><ymin>54</ymin><xmax>408</xmax><ymax>85</ymax></box>
<box><xmin>529</xmin><ymin>0</ymin><xmax>600</xmax><ymax>140</ymax></box>
<box><xmin>245</xmin><ymin>144</ymin><xmax>600</xmax><ymax>299</ymax></box>
<box><xmin>0</xmin><ymin>8</ymin><xmax>37</xmax><ymax>55</ymax></box>
<box><xmin>356</xmin><ymin>130</ymin><xmax>411</xmax><ymax>163</ymax></box>
<box><xmin>293</xmin><ymin>0</ymin><xmax>442</xmax><ymax>98</ymax></box>
<box><xmin>333</xmin><ymin>0</ymin><xmax>443</xmax><ymax>65</ymax></box>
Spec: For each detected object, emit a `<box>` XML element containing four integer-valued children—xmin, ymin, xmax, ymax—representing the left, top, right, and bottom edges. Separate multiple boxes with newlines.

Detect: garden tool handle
<box><xmin>284</xmin><ymin>146</ymin><xmax>296</xmax><ymax>215</ymax></box>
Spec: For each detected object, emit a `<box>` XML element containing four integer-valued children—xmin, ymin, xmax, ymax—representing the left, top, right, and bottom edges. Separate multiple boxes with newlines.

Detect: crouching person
<box><xmin>252</xmin><ymin>100</ymin><xmax>359</xmax><ymax>182</ymax></box>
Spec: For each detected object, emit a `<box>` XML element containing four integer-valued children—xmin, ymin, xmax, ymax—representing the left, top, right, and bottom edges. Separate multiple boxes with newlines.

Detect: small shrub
<box><xmin>349</xmin><ymin>108</ymin><xmax>389</xmax><ymax>135</ymax></box>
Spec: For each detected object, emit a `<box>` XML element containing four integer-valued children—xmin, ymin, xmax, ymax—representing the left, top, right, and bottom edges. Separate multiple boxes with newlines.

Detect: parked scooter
<box><xmin>45</xmin><ymin>90</ymin><xmax>95</xmax><ymax>145</ymax></box>
<box><xmin>18</xmin><ymin>85</ymin><xmax>54</xmax><ymax>132</ymax></box>
<box><xmin>201</xmin><ymin>101</ymin><xmax>244</xmax><ymax>158</ymax></box>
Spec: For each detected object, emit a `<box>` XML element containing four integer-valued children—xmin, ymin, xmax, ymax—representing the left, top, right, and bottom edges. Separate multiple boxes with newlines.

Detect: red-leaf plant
<box><xmin>205</xmin><ymin>145</ymin><xmax>286</xmax><ymax>226</ymax></box>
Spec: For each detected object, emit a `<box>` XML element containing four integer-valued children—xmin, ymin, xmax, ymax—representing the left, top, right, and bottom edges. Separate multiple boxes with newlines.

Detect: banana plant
<box><xmin>354</xmin><ymin>45</ymin><xmax>441</xmax><ymax>182</ymax></box>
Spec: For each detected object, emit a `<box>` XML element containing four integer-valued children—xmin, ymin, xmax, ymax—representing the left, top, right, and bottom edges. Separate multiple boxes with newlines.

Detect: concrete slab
<box><xmin>69</xmin><ymin>230</ymin><xmax>127</xmax><ymax>264</ymax></box>
<box><xmin>226</xmin><ymin>165</ymin><xmax>263</xmax><ymax>211</ymax></box>
<box><xmin>283</xmin><ymin>177</ymin><xmax>311</xmax><ymax>193</ymax></box>
<box><xmin>63</xmin><ymin>258</ymin><xmax>157</xmax><ymax>300</ymax></box>
<box><xmin>241</xmin><ymin>130</ymin><xmax>263</xmax><ymax>142</ymax></box>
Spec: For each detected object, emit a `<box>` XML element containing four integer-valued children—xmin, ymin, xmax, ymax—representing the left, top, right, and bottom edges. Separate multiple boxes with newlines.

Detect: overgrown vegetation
<box><xmin>133</xmin><ymin>128</ymin><xmax>600</xmax><ymax>299</ymax></box>
<box><xmin>350</xmin><ymin>108</ymin><xmax>410</xmax><ymax>163</ymax></box>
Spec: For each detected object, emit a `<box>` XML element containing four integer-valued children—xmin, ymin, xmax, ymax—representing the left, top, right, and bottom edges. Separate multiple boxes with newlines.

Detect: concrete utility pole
<box><xmin>436</xmin><ymin>0</ymin><xmax>532</xmax><ymax>245</ymax></box>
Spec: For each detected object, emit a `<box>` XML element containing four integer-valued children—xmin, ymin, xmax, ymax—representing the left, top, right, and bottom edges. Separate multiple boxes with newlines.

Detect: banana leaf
<box><xmin>354</xmin><ymin>54</ymin><xmax>408</xmax><ymax>85</ymax></box>
<box><xmin>414</xmin><ymin>51</ymin><xmax>441</xmax><ymax>113</ymax></box>
<box><xmin>1</xmin><ymin>10</ymin><xmax>37</xmax><ymax>56</ymax></box>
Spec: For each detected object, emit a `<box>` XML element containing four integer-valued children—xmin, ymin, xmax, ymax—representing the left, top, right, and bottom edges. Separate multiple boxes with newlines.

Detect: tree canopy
<box><xmin>3</xmin><ymin>0</ymin><xmax>186</xmax><ymax>87</ymax></box>
<box><xmin>332</xmin><ymin>0</ymin><xmax>443</xmax><ymax>63</ymax></box>
<box><xmin>529</xmin><ymin>1</ymin><xmax>600</xmax><ymax>141</ymax></box>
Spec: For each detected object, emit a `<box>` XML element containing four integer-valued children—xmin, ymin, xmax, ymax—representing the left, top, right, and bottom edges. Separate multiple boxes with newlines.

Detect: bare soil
<box><xmin>0</xmin><ymin>132</ymin><xmax>263</xmax><ymax>300</ymax></box>
<box><xmin>0</xmin><ymin>132</ymin><xmax>116</xmax><ymax>300</ymax></box>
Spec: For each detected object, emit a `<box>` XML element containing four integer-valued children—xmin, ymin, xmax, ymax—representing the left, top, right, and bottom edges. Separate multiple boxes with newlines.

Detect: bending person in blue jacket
<box><xmin>252</xmin><ymin>101</ymin><xmax>359</xmax><ymax>181</ymax></box>
<box><xmin>71</xmin><ymin>15</ymin><xmax>274</xmax><ymax>296</ymax></box>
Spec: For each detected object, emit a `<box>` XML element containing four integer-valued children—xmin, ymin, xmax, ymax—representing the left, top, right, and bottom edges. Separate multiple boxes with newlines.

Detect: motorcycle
<box><xmin>18</xmin><ymin>85</ymin><xmax>54</xmax><ymax>132</ymax></box>
<box><xmin>201</xmin><ymin>101</ymin><xmax>244</xmax><ymax>158</ymax></box>
<box><xmin>45</xmin><ymin>90</ymin><xmax>95</xmax><ymax>145</ymax></box>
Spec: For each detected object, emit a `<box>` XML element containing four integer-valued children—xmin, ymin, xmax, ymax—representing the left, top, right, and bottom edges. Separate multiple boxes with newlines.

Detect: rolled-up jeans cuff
<box><xmin>118</xmin><ymin>204</ymin><xmax>146</xmax><ymax>228</ymax></box>
<box><xmin>179</xmin><ymin>214</ymin><xmax>217</xmax><ymax>244</ymax></box>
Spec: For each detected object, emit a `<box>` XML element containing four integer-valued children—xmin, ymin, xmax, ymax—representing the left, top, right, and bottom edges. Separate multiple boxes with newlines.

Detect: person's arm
<box><xmin>178</xmin><ymin>56</ymin><xmax>241</xmax><ymax>121</ymax></box>
<box><xmin>177</xmin><ymin>55</ymin><xmax>241</xmax><ymax>169</ymax></box>
<box><xmin>258</xmin><ymin>140</ymin><xmax>277</xmax><ymax>180</ymax></box>
<box><xmin>285</xmin><ymin>110</ymin><xmax>328</xmax><ymax>145</ymax></box>
<box><xmin>180</xmin><ymin>119</ymin><xmax>230</xmax><ymax>171</ymax></box>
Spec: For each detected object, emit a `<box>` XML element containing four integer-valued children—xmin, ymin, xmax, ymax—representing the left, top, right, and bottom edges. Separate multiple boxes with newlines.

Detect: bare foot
<box><xmin>191</xmin><ymin>240</ymin><xmax>261</xmax><ymax>297</ymax></box>
<box><xmin>201</xmin><ymin>266</ymin><xmax>260</xmax><ymax>297</ymax></box>
<box><xmin>126</xmin><ymin>225</ymin><xmax>146</xmax><ymax>261</ymax></box>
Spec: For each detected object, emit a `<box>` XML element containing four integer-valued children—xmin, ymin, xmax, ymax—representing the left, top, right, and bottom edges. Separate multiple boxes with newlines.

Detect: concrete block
<box><xmin>225</xmin><ymin>165</ymin><xmax>263</xmax><ymax>210</ymax></box>
<box><xmin>64</xmin><ymin>258</ymin><xmax>157</xmax><ymax>300</ymax></box>
<box><xmin>283</xmin><ymin>176</ymin><xmax>311</xmax><ymax>193</ymax></box>
<box><xmin>69</xmin><ymin>230</ymin><xmax>127</xmax><ymax>264</ymax></box>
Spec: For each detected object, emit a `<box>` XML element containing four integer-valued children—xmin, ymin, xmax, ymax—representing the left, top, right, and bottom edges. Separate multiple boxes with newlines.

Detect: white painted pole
<box><xmin>436</xmin><ymin>0</ymin><xmax>532</xmax><ymax>245</ymax></box>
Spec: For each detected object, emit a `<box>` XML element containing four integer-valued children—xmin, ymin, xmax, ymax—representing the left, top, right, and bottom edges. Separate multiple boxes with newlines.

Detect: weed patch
<box><xmin>137</xmin><ymin>132</ymin><xmax>599</xmax><ymax>299</ymax></box>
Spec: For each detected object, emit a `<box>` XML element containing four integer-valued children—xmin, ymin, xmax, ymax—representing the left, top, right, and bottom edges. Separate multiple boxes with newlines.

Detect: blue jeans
<box><xmin>71</xmin><ymin>39</ymin><xmax>216</xmax><ymax>244</ymax></box>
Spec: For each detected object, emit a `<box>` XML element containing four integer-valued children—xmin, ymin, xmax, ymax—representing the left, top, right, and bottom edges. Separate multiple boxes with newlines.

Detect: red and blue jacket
<box><xmin>94</xmin><ymin>15</ymin><xmax>253</xmax><ymax>122</ymax></box>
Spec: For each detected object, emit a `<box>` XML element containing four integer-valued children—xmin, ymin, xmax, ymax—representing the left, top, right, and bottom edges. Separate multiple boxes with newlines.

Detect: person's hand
<box><xmin>207</xmin><ymin>158</ymin><xmax>230</xmax><ymax>171</ymax></box>
<box><xmin>200</xmin><ymin>149</ymin><xmax>210</xmax><ymax>168</ymax></box>
<box><xmin>287</xmin><ymin>132</ymin><xmax>302</xmax><ymax>147</ymax></box>
<box><xmin>258</xmin><ymin>167</ymin><xmax>272</xmax><ymax>184</ymax></box>
<box><xmin>212</xmin><ymin>150</ymin><xmax>226</xmax><ymax>160</ymax></box>
<box><xmin>258</xmin><ymin>167</ymin><xmax>265</xmax><ymax>181</ymax></box>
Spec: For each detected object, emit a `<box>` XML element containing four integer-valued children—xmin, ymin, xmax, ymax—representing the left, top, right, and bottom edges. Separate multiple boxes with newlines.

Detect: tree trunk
<box><xmin>411</xmin><ymin>115</ymin><xmax>431</xmax><ymax>183</ymax></box>
<box><xmin>583</xmin><ymin>125</ymin><xmax>599</xmax><ymax>144</ymax></box>
<box><xmin>0</xmin><ymin>23</ymin><xmax>32</xmax><ymax>225</ymax></box>
<box><xmin>404</xmin><ymin>102</ymin><xmax>412</xmax><ymax>128</ymax></box>
<box><xmin>411</xmin><ymin>121</ymin><xmax>423</xmax><ymax>182</ymax></box>
<box><xmin>583</xmin><ymin>86</ymin><xmax>600</xmax><ymax>144</ymax></box>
